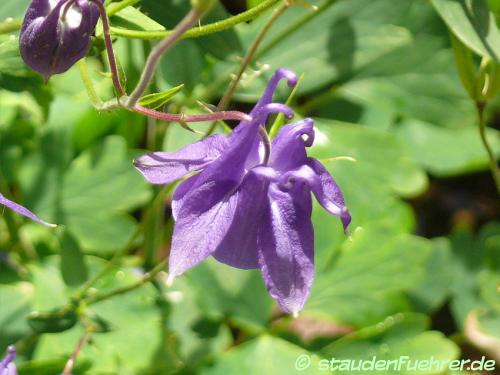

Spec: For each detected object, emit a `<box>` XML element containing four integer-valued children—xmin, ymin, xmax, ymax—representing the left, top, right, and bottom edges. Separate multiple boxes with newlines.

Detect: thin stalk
<box><xmin>133</xmin><ymin>104</ymin><xmax>251</xmax><ymax>123</ymax></box>
<box><xmin>62</xmin><ymin>331</ymin><xmax>93</xmax><ymax>375</ymax></box>
<box><xmin>77</xmin><ymin>59</ymin><xmax>103</xmax><ymax>107</ymax></box>
<box><xmin>205</xmin><ymin>1</ymin><xmax>290</xmax><ymax>136</ymax></box>
<box><xmin>259</xmin><ymin>126</ymin><xmax>272</xmax><ymax>165</ymax></box>
<box><xmin>127</xmin><ymin>10</ymin><xmax>201</xmax><ymax>108</ymax></box>
<box><xmin>90</xmin><ymin>0</ymin><xmax>125</xmax><ymax>97</ymax></box>
<box><xmin>83</xmin><ymin>258</ymin><xmax>168</xmax><ymax>305</ymax></box>
<box><xmin>476</xmin><ymin>102</ymin><xmax>500</xmax><ymax>194</ymax></box>
<box><xmin>109</xmin><ymin>0</ymin><xmax>281</xmax><ymax>40</ymax></box>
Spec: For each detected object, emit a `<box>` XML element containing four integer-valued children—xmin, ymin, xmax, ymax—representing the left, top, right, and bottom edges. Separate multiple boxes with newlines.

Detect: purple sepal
<box><xmin>0</xmin><ymin>193</ymin><xmax>56</xmax><ymax>227</ymax></box>
<box><xmin>0</xmin><ymin>346</ymin><xmax>18</xmax><ymax>375</ymax></box>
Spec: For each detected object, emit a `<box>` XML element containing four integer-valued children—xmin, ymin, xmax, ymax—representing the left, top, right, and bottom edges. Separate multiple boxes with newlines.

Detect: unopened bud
<box><xmin>19</xmin><ymin>0</ymin><xmax>102</xmax><ymax>81</ymax></box>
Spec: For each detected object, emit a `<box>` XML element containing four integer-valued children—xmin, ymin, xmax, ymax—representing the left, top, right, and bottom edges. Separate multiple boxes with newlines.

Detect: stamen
<box><xmin>259</xmin><ymin>126</ymin><xmax>272</xmax><ymax>166</ymax></box>
<box><xmin>321</xmin><ymin>156</ymin><xmax>357</xmax><ymax>164</ymax></box>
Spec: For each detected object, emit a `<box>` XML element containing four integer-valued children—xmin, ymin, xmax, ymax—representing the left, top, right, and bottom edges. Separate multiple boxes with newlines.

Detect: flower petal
<box><xmin>255</xmin><ymin>68</ymin><xmax>298</xmax><ymax>109</ymax></box>
<box><xmin>0</xmin><ymin>346</ymin><xmax>17</xmax><ymax>375</ymax></box>
<box><xmin>278</xmin><ymin>162</ymin><xmax>351</xmax><ymax>232</ymax></box>
<box><xmin>0</xmin><ymin>194</ymin><xmax>56</xmax><ymax>227</ymax></box>
<box><xmin>212</xmin><ymin>168</ymin><xmax>273</xmax><ymax>269</ymax></box>
<box><xmin>271</xmin><ymin>118</ymin><xmax>314</xmax><ymax>171</ymax></box>
<box><xmin>168</xmin><ymin>184</ymin><xmax>239</xmax><ymax>282</ymax></box>
<box><xmin>307</xmin><ymin>158</ymin><xmax>351</xmax><ymax>231</ymax></box>
<box><xmin>257</xmin><ymin>184</ymin><xmax>314</xmax><ymax>315</ymax></box>
<box><xmin>134</xmin><ymin>134</ymin><xmax>226</xmax><ymax>184</ymax></box>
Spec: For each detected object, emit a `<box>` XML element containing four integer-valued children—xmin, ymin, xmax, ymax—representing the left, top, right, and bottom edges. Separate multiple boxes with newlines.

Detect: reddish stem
<box><xmin>89</xmin><ymin>0</ymin><xmax>125</xmax><ymax>97</ymax></box>
<box><xmin>133</xmin><ymin>105</ymin><xmax>252</xmax><ymax>123</ymax></box>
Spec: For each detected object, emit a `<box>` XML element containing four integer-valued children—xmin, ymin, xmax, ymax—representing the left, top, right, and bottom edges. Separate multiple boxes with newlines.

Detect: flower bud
<box><xmin>19</xmin><ymin>0</ymin><xmax>101</xmax><ymax>80</ymax></box>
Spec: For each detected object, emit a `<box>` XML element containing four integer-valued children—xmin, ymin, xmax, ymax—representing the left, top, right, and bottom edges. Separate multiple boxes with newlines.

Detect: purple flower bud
<box><xmin>0</xmin><ymin>346</ymin><xmax>17</xmax><ymax>375</ymax></box>
<box><xmin>19</xmin><ymin>0</ymin><xmax>101</xmax><ymax>80</ymax></box>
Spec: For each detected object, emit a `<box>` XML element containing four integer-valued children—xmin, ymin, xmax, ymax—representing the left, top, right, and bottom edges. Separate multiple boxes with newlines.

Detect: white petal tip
<box><xmin>292</xmin><ymin>311</ymin><xmax>300</xmax><ymax>319</ymax></box>
<box><xmin>166</xmin><ymin>274</ymin><xmax>175</xmax><ymax>287</ymax></box>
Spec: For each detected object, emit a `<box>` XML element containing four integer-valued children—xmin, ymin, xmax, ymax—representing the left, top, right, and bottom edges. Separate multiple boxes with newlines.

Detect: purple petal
<box><xmin>255</xmin><ymin>69</ymin><xmax>298</xmax><ymax>109</ymax></box>
<box><xmin>212</xmin><ymin>168</ymin><xmax>274</xmax><ymax>269</ymax></box>
<box><xmin>307</xmin><ymin>159</ymin><xmax>351</xmax><ymax>231</ymax></box>
<box><xmin>134</xmin><ymin>134</ymin><xmax>227</xmax><ymax>184</ymax></box>
<box><xmin>257</xmin><ymin>184</ymin><xmax>314</xmax><ymax>315</ymax></box>
<box><xmin>0</xmin><ymin>193</ymin><xmax>56</xmax><ymax>227</ymax></box>
<box><xmin>278</xmin><ymin>162</ymin><xmax>350</xmax><ymax>232</ymax></box>
<box><xmin>271</xmin><ymin>118</ymin><xmax>314</xmax><ymax>171</ymax></box>
<box><xmin>168</xmin><ymin>184</ymin><xmax>239</xmax><ymax>283</ymax></box>
<box><xmin>0</xmin><ymin>346</ymin><xmax>17</xmax><ymax>375</ymax></box>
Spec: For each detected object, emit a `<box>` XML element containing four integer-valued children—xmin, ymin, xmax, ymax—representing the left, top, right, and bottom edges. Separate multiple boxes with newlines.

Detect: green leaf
<box><xmin>406</xmin><ymin>238</ymin><xmax>454</xmax><ymax>313</ymax></box>
<box><xmin>321</xmin><ymin>313</ymin><xmax>460</xmax><ymax>375</ymax></box>
<box><xmin>110</xmin><ymin>5</ymin><xmax>165</xmax><ymax>31</ymax></box>
<box><xmin>202</xmin><ymin>335</ymin><xmax>324</xmax><ymax>375</ymax></box>
<box><xmin>0</xmin><ymin>282</ymin><xmax>33</xmax><ymax>348</ymax></box>
<box><xmin>396</xmin><ymin>119</ymin><xmax>500</xmax><ymax>177</ymax></box>
<box><xmin>59</xmin><ymin>229</ymin><xmax>89</xmax><ymax>287</ymax></box>
<box><xmin>184</xmin><ymin>258</ymin><xmax>274</xmax><ymax>332</ymax></box>
<box><xmin>61</xmin><ymin>136</ymin><xmax>151</xmax><ymax>253</ymax></box>
<box><xmin>247</xmin><ymin>0</ymin><xmax>265</xmax><ymax>8</ymax></box>
<box><xmin>138</xmin><ymin>84</ymin><xmax>184</xmax><ymax>109</ymax></box>
<box><xmin>161</xmin><ymin>39</ymin><xmax>205</xmax><ymax>90</ymax></box>
<box><xmin>167</xmin><ymin>277</ymin><xmax>233</xmax><ymax>365</ymax></box>
<box><xmin>304</xmin><ymin>228</ymin><xmax>433</xmax><ymax>327</ymax></box>
<box><xmin>449</xmin><ymin>224</ymin><xmax>500</xmax><ymax>329</ymax></box>
<box><xmin>431</xmin><ymin>0</ymin><xmax>500</xmax><ymax>62</ymax></box>
<box><xmin>310</xmin><ymin>119</ymin><xmax>428</xmax><ymax>199</ymax></box>
<box><xmin>34</xmin><ymin>257</ymin><xmax>177</xmax><ymax>373</ymax></box>
<box><xmin>450</xmin><ymin>32</ymin><xmax>478</xmax><ymax>100</ymax></box>
<box><xmin>0</xmin><ymin>35</ymin><xmax>31</xmax><ymax>77</ymax></box>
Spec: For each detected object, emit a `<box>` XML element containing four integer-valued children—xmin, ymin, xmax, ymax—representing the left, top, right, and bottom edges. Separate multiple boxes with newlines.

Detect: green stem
<box><xmin>83</xmin><ymin>258</ymin><xmax>168</xmax><ymax>305</ymax></box>
<box><xmin>77</xmin><ymin>59</ymin><xmax>103</xmax><ymax>107</ymax></box>
<box><xmin>476</xmin><ymin>102</ymin><xmax>500</xmax><ymax>194</ymax></box>
<box><xmin>91</xmin><ymin>0</ymin><xmax>125</xmax><ymax>97</ymax></box>
<box><xmin>109</xmin><ymin>0</ymin><xmax>281</xmax><ymax>40</ymax></box>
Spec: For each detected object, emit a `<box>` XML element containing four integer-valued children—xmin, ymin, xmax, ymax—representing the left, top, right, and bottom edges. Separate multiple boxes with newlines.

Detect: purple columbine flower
<box><xmin>134</xmin><ymin>69</ymin><xmax>351</xmax><ymax>315</ymax></box>
<box><xmin>19</xmin><ymin>0</ymin><xmax>101</xmax><ymax>80</ymax></box>
<box><xmin>0</xmin><ymin>346</ymin><xmax>17</xmax><ymax>375</ymax></box>
<box><xmin>0</xmin><ymin>193</ymin><xmax>56</xmax><ymax>227</ymax></box>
